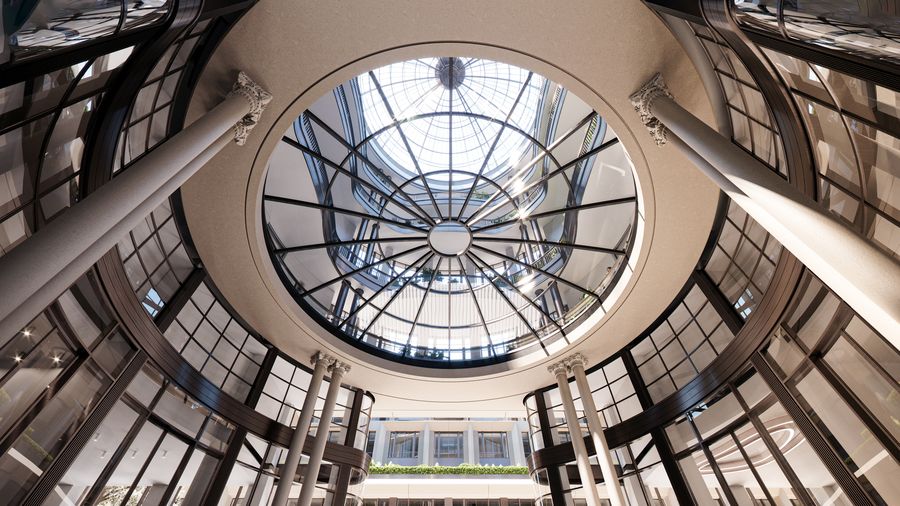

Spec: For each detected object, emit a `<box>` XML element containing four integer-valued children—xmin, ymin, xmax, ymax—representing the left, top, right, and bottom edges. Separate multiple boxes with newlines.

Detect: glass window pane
<box><xmin>98</xmin><ymin>420</ymin><xmax>163</xmax><ymax>500</ymax></box>
<box><xmin>128</xmin><ymin>433</ymin><xmax>189</xmax><ymax>503</ymax></box>
<box><xmin>758</xmin><ymin>400</ymin><xmax>849</xmax><ymax>504</ymax></box>
<box><xmin>169</xmin><ymin>448</ymin><xmax>219</xmax><ymax>505</ymax></box>
<box><xmin>434</xmin><ymin>432</ymin><xmax>463</xmax><ymax>461</ymax></box>
<box><xmin>824</xmin><ymin>335</ymin><xmax>900</xmax><ymax>442</ymax></box>
<box><xmin>152</xmin><ymin>382</ymin><xmax>207</xmax><ymax>438</ymax></box>
<box><xmin>41</xmin><ymin>400</ymin><xmax>140</xmax><ymax>506</ymax></box>
<box><xmin>678</xmin><ymin>449</ymin><xmax>720</xmax><ymax>505</ymax></box>
<box><xmin>793</xmin><ymin>368</ymin><xmax>900</xmax><ymax>503</ymax></box>
<box><xmin>691</xmin><ymin>390</ymin><xmax>743</xmax><ymax>440</ymax></box>
<box><xmin>0</xmin><ymin>329</ymin><xmax>75</xmax><ymax>438</ymax></box>
<box><xmin>389</xmin><ymin>432</ymin><xmax>419</xmax><ymax>460</ymax></box>
<box><xmin>0</xmin><ymin>361</ymin><xmax>110</xmax><ymax>503</ymax></box>
<box><xmin>478</xmin><ymin>432</ymin><xmax>509</xmax><ymax>461</ymax></box>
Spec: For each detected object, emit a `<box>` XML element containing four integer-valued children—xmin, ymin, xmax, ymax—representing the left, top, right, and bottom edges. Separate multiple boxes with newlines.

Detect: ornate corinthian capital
<box><xmin>329</xmin><ymin>360</ymin><xmax>352</xmax><ymax>376</ymax></box>
<box><xmin>311</xmin><ymin>351</ymin><xmax>335</xmax><ymax>368</ymax></box>
<box><xmin>547</xmin><ymin>360</ymin><xmax>569</xmax><ymax>377</ymax></box>
<box><xmin>629</xmin><ymin>72</ymin><xmax>673</xmax><ymax>146</ymax></box>
<box><xmin>565</xmin><ymin>352</ymin><xmax>588</xmax><ymax>371</ymax></box>
<box><xmin>228</xmin><ymin>71</ymin><xmax>273</xmax><ymax>146</ymax></box>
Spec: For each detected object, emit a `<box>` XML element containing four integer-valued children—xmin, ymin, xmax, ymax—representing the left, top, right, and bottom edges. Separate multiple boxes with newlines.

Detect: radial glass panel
<box><xmin>263</xmin><ymin>57</ymin><xmax>640</xmax><ymax>366</ymax></box>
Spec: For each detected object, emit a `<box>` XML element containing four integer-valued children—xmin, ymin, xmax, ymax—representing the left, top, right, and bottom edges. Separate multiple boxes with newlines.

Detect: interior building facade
<box><xmin>0</xmin><ymin>0</ymin><xmax>898</xmax><ymax>504</ymax></box>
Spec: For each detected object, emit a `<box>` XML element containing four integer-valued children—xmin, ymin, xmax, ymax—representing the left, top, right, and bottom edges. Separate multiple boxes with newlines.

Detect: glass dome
<box><xmin>262</xmin><ymin>57</ymin><xmax>640</xmax><ymax>366</ymax></box>
<box><xmin>356</xmin><ymin>58</ymin><xmax>545</xmax><ymax>183</ymax></box>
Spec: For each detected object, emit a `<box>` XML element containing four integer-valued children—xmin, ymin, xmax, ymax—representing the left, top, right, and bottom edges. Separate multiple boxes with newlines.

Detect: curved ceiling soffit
<box><xmin>182</xmin><ymin>27</ymin><xmax>719</xmax><ymax>406</ymax></box>
<box><xmin>245</xmin><ymin>45</ymin><xmax>654</xmax><ymax>375</ymax></box>
<box><xmin>261</xmin><ymin>56</ymin><xmax>642</xmax><ymax>369</ymax></box>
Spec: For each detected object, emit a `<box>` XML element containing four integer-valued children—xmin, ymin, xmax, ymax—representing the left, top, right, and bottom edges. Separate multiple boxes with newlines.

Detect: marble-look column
<box><xmin>272</xmin><ymin>352</ymin><xmax>334</xmax><ymax>506</ymax></box>
<box><xmin>568</xmin><ymin>353</ymin><xmax>627</xmax><ymax>506</ymax></box>
<box><xmin>549</xmin><ymin>360</ymin><xmax>602</xmax><ymax>506</ymax></box>
<box><xmin>0</xmin><ymin>71</ymin><xmax>271</xmax><ymax>340</ymax></box>
<box><xmin>466</xmin><ymin>424</ymin><xmax>477</xmax><ymax>464</ymax></box>
<box><xmin>630</xmin><ymin>73</ymin><xmax>900</xmax><ymax>345</ymax></box>
<box><xmin>297</xmin><ymin>359</ymin><xmax>351</xmax><ymax>506</ymax></box>
<box><xmin>372</xmin><ymin>424</ymin><xmax>388</xmax><ymax>465</ymax></box>
<box><xmin>421</xmin><ymin>423</ymin><xmax>433</xmax><ymax>465</ymax></box>
<box><xmin>509</xmin><ymin>422</ymin><xmax>526</xmax><ymax>467</ymax></box>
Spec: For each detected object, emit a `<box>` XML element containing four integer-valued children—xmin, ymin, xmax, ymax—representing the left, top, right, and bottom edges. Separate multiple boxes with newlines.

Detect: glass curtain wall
<box><xmin>2</xmin><ymin>0</ymin><xmax>171</xmax><ymax>65</ymax></box>
<box><xmin>42</xmin><ymin>363</ymin><xmax>234</xmax><ymax>506</ymax></box>
<box><xmin>528</xmin><ymin>269</ymin><xmax>899</xmax><ymax>505</ymax></box>
<box><xmin>525</xmin><ymin>6</ymin><xmax>899</xmax><ymax>502</ymax></box>
<box><xmin>0</xmin><ymin>2</ymin><xmax>376</xmax><ymax>504</ymax></box>
<box><xmin>759</xmin><ymin>49</ymin><xmax>900</xmax><ymax>258</ymax></box>
<box><xmin>1</xmin><ymin>46</ymin><xmax>138</xmax><ymax>257</ymax></box>
<box><xmin>0</xmin><ymin>268</ymin><xmax>143</xmax><ymax>505</ymax></box>
<box><xmin>732</xmin><ymin>0</ymin><xmax>900</xmax><ymax>63</ymax></box>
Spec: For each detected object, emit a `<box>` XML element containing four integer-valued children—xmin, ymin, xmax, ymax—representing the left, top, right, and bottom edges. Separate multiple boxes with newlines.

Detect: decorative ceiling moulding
<box><xmin>229</xmin><ymin>71</ymin><xmax>274</xmax><ymax>145</ymax></box>
<box><xmin>180</xmin><ymin>5</ymin><xmax>720</xmax><ymax>404</ymax></box>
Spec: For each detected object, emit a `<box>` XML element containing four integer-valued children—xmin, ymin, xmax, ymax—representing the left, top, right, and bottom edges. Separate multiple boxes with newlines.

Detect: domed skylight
<box><xmin>262</xmin><ymin>57</ymin><xmax>640</xmax><ymax>366</ymax></box>
<box><xmin>356</xmin><ymin>57</ymin><xmax>545</xmax><ymax>183</ymax></box>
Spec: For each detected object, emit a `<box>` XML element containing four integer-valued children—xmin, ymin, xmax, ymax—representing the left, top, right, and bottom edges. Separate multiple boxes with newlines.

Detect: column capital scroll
<box><xmin>228</xmin><ymin>71</ymin><xmax>273</xmax><ymax>146</ymax></box>
<box><xmin>629</xmin><ymin>72</ymin><xmax>672</xmax><ymax>146</ymax></box>
<box><xmin>565</xmin><ymin>352</ymin><xmax>588</xmax><ymax>371</ymax></box>
<box><xmin>328</xmin><ymin>360</ymin><xmax>352</xmax><ymax>376</ymax></box>
<box><xmin>547</xmin><ymin>360</ymin><xmax>569</xmax><ymax>377</ymax></box>
<box><xmin>311</xmin><ymin>351</ymin><xmax>336</xmax><ymax>368</ymax></box>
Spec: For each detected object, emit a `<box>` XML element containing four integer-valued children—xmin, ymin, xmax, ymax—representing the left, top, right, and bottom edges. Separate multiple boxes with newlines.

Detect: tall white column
<box><xmin>549</xmin><ymin>360</ymin><xmax>602</xmax><ymax>506</ymax></box>
<box><xmin>0</xmin><ymin>72</ymin><xmax>272</xmax><ymax>340</ymax></box>
<box><xmin>568</xmin><ymin>354</ymin><xmax>627</xmax><ymax>506</ymax></box>
<box><xmin>272</xmin><ymin>352</ymin><xmax>333</xmax><ymax>506</ymax></box>
<box><xmin>421</xmin><ymin>423</ymin><xmax>433</xmax><ymax>465</ymax></box>
<box><xmin>297</xmin><ymin>360</ymin><xmax>350</xmax><ymax>506</ymax></box>
<box><xmin>509</xmin><ymin>423</ymin><xmax>526</xmax><ymax>466</ymax></box>
<box><xmin>630</xmin><ymin>73</ymin><xmax>900</xmax><ymax>346</ymax></box>
<box><xmin>372</xmin><ymin>424</ymin><xmax>388</xmax><ymax>464</ymax></box>
<box><xmin>466</xmin><ymin>424</ymin><xmax>477</xmax><ymax>464</ymax></box>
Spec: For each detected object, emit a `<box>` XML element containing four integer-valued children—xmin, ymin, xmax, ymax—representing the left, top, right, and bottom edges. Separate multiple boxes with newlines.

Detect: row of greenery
<box><xmin>368</xmin><ymin>463</ymin><xmax>529</xmax><ymax>475</ymax></box>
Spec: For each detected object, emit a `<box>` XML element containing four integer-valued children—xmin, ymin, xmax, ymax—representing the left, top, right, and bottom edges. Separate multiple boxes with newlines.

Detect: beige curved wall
<box><xmin>182</xmin><ymin>0</ymin><xmax>721</xmax><ymax>413</ymax></box>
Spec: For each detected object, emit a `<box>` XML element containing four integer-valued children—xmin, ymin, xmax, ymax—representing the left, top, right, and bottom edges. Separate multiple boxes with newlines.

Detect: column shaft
<box><xmin>571</xmin><ymin>361</ymin><xmax>627</xmax><ymax>506</ymax></box>
<box><xmin>649</xmin><ymin>92</ymin><xmax>900</xmax><ymax>345</ymax></box>
<box><xmin>421</xmin><ymin>423</ymin><xmax>433</xmax><ymax>465</ymax></box>
<box><xmin>466</xmin><ymin>425</ymin><xmax>477</xmax><ymax>464</ymax></box>
<box><xmin>553</xmin><ymin>368</ymin><xmax>602</xmax><ymax>506</ymax></box>
<box><xmin>271</xmin><ymin>354</ymin><xmax>331</xmax><ymax>506</ymax></box>
<box><xmin>297</xmin><ymin>363</ymin><xmax>348</xmax><ymax>506</ymax></box>
<box><xmin>0</xmin><ymin>73</ymin><xmax>270</xmax><ymax>340</ymax></box>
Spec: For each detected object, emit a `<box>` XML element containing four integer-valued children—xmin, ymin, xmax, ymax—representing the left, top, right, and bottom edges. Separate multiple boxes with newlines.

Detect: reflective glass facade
<box><xmin>523</xmin><ymin>1</ymin><xmax>900</xmax><ymax>504</ymax></box>
<box><xmin>0</xmin><ymin>0</ymin><xmax>897</xmax><ymax>504</ymax></box>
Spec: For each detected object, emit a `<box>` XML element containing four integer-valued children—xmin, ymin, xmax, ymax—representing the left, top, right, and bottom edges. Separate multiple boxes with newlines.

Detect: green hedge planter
<box><xmin>368</xmin><ymin>463</ymin><xmax>529</xmax><ymax>475</ymax></box>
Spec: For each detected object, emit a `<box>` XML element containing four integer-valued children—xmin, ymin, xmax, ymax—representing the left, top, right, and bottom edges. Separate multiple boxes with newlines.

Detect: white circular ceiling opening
<box><xmin>261</xmin><ymin>56</ymin><xmax>642</xmax><ymax>367</ymax></box>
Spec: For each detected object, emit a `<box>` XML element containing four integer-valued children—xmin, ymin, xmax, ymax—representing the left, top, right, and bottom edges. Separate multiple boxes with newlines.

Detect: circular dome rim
<box><xmin>258</xmin><ymin>51</ymin><xmax>645</xmax><ymax>370</ymax></box>
<box><xmin>179</xmin><ymin>1</ymin><xmax>722</xmax><ymax>398</ymax></box>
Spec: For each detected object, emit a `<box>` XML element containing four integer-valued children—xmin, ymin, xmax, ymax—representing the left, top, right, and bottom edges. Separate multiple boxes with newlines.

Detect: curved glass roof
<box><xmin>357</xmin><ymin>58</ymin><xmax>545</xmax><ymax>183</ymax></box>
<box><xmin>263</xmin><ymin>57</ymin><xmax>640</xmax><ymax>366</ymax></box>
